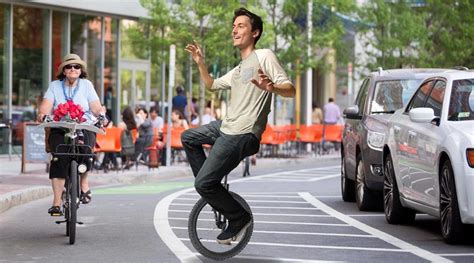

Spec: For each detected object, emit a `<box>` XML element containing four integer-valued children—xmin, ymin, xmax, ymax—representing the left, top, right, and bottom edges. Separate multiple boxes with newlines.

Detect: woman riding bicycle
<box><xmin>182</xmin><ymin>7</ymin><xmax>295</xmax><ymax>244</ymax></box>
<box><xmin>37</xmin><ymin>53</ymin><xmax>106</xmax><ymax>216</ymax></box>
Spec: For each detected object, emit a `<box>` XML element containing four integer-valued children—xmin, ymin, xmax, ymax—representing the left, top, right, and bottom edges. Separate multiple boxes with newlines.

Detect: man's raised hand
<box><xmin>251</xmin><ymin>69</ymin><xmax>275</xmax><ymax>92</ymax></box>
<box><xmin>185</xmin><ymin>40</ymin><xmax>204</xmax><ymax>64</ymax></box>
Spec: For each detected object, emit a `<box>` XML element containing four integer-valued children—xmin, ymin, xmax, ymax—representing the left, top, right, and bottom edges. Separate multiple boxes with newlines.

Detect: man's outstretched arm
<box><xmin>185</xmin><ymin>40</ymin><xmax>214</xmax><ymax>89</ymax></box>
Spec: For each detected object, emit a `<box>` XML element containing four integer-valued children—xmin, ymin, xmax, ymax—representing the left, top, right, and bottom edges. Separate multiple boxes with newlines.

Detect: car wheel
<box><xmin>383</xmin><ymin>154</ymin><xmax>415</xmax><ymax>224</ymax></box>
<box><xmin>355</xmin><ymin>154</ymin><xmax>377</xmax><ymax>211</ymax></box>
<box><xmin>440</xmin><ymin>159</ymin><xmax>465</xmax><ymax>244</ymax></box>
<box><xmin>341</xmin><ymin>154</ymin><xmax>355</xmax><ymax>202</ymax></box>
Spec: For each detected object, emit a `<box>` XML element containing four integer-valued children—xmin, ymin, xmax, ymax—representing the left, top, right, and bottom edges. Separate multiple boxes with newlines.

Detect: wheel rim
<box><xmin>440</xmin><ymin>166</ymin><xmax>453</xmax><ymax>237</ymax></box>
<box><xmin>383</xmin><ymin>158</ymin><xmax>394</xmax><ymax>217</ymax></box>
<box><xmin>356</xmin><ymin>159</ymin><xmax>365</xmax><ymax>202</ymax></box>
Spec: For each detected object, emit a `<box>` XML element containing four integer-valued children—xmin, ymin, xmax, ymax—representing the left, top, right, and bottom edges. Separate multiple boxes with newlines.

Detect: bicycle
<box><xmin>188</xmin><ymin>173</ymin><xmax>253</xmax><ymax>261</ymax></box>
<box><xmin>39</xmin><ymin>119</ymin><xmax>105</xmax><ymax>245</ymax></box>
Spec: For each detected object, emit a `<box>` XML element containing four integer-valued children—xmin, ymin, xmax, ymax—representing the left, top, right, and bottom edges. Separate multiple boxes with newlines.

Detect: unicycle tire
<box><xmin>188</xmin><ymin>191</ymin><xmax>253</xmax><ymax>261</ymax></box>
<box><xmin>68</xmin><ymin>160</ymin><xmax>78</xmax><ymax>245</ymax></box>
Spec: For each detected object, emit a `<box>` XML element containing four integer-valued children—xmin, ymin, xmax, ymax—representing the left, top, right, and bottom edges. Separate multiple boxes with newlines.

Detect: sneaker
<box><xmin>216</xmin><ymin>212</ymin><xmax>252</xmax><ymax>244</ymax></box>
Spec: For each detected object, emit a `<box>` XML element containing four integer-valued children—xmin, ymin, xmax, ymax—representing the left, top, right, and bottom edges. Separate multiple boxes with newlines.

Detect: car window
<box><xmin>355</xmin><ymin>78</ymin><xmax>370</xmax><ymax>114</ymax></box>
<box><xmin>425</xmin><ymin>80</ymin><xmax>446</xmax><ymax>117</ymax></box>
<box><xmin>406</xmin><ymin>80</ymin><xmax>435</xmax><ymax>112</ymax></box>
<box><xmin>370</xmin><ymin>79</ymin><xmax>421</xmax><ymax>114</ymax></box>
<box><xmin>448</xmin><ymin>78</ymin><xmax>474</xmax><ymax>121</ymax></box>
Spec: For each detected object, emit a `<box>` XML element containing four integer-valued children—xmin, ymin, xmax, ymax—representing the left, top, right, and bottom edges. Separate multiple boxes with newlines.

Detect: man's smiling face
<box><xmin>232</xmin><ymin>15</ymin><xmax>258</xmax><ymax>49</ymax></box>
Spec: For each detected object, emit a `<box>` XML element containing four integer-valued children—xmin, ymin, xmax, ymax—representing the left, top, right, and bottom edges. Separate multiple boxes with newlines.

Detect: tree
<box><xmin>357</xmin><ymin>0</ymin><xmax>427</xmax><ymax>70</ymax></box>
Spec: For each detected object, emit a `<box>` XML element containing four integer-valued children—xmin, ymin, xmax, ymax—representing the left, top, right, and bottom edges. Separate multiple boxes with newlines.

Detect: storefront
<box><xmin>0</xmin><ymin>1</ymin><xmax>149</xmax><ymax>154</ymax></box>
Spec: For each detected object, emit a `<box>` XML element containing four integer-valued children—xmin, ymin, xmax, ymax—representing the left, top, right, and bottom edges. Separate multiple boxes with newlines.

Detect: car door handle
<box><xmin>393</xmin><ymin>125</ymin><xmax>401</xmax><ymax>135</ymax></box>
<box><xmin>408</xmin><ymin>131</ymin><xmax>417</xmax><ymax>138</ymax></box>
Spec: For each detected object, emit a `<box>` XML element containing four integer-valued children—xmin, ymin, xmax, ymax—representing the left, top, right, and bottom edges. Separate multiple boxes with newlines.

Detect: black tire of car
<box><xmin>440</xmin><ymin>159</ymin><xmax>466</xmax><ymax>244</ymax></box>
<box><xmin>355</xmin><ymin>154</ymin><xmax>377</xmax><ymax>211</ymax></box>
<box><xmin>383</xmin><ymin>154</ymin><xmax>415</xmax><ymax>224</ymax></box>
<box><xmin>341</xmin><ymin>154</ymin><xmax>355</xmax><ymax>202</ymax></box>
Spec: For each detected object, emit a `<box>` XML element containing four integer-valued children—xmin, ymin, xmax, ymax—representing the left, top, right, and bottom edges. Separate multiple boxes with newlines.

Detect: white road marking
<box><xmin>171</xmin><ymin>227</ymin><xmax>374</xmax><ymax>238</ymax></box>
<box><xmin>180</xmin><ymin>238</ymin><xmax>405</xmax><ymax>252</ymax></box>
<box><xmin>170</xmin><ymin>203</ymin><xmax>319</xmax><ymax>210</ymax></box>
<box><xmin>168</xmin><ymin>217</ymin><xmax>349</xmax><ymax>227</ymax></box>
<box><xmin>168</xmin><ymin>209</ymin><xmax>330</xmax><ymax>217</ymax></box>
<box><xmin>299</xmin><ymin>192</ymin><xmax>452</xmax><ymax>263</ymax></box>
<box><xmin>175</xmin><ymin>197</ymin><xmax>308</xmax><ymax>204</ymax></box>
<box><xmin>192</xmin><ymin>253</ymin><xmax>344</xmax><ymax>262</ymax></box>
<box><xmin>437</xmin><ymin>253</ymin><xmax>474</xmax><ymax>256</ymax></box>
<box><xmin>153</xmin><ymin>187</ymin><xmax>201</xmax><ymax>263</ymax></box>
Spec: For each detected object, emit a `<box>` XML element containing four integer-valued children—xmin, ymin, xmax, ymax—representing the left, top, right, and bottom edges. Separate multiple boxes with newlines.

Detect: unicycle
<box><xmin>188</xmin><ymin>174</ymin><xmax>253</xmax><ymax>260</ymax></box>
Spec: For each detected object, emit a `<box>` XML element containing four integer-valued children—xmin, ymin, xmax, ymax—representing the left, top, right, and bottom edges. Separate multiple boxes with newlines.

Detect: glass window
<box><xmin>52</xmin><ymin>11</ymin><xmax>66</xmax><ymax>80</ymax></box>
<box><xmin>426</xmin><ymin>80</ymin><xmax>445</xmax><ymax>117</ymax></box>
<box><xmin>104</xmin><ymin>17</ymin><xmax>118</xmax><ymax>122</ymax></box>
<box><xmin>0</xmin><ymin>4</ymin><xmax>6</xmax><ymax>152</ymax></box>
<box><xmin>355</xmin><ymin>78</ymin><xmax>370</xmax><ymax>115</ymax></box>
<box><xmin>407</xmin><ymin>80</ymin><xmax>434</xmax><ymax>112</ymax></box>
<box><xmin>12</xmin><ymin>6</ymin><xmax>44</xmax><ymax>145</ymax></box>
<box><xmin>70</xmin><ymin>14</ymin><xmax>101</xmax><ymax>96</ymax></box>
<box><xmin>370</xmin><ymin>79</ymin><xmax>421</xmax><ymax>114</ymax></box>
<box><xmin>448</xmin><ymin>78</ymin><xmax>474</xmax><ymax>121</ymax></box>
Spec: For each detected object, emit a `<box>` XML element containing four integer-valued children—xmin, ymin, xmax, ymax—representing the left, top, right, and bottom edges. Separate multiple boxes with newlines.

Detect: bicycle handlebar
<box><xmin>38</xmin><ymin>121</ymin><xmax>105</xmax><ymax>135</ymax></box>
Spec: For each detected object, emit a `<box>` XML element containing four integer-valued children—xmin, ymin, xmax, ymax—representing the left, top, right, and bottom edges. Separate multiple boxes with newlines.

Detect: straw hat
<box><xmin>57</xmin><ymin>53</ymin><xmax>87</xmax><ymax>75</ymax></box>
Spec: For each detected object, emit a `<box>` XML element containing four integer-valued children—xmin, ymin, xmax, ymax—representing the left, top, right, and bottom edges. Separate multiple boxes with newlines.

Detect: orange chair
<box><xmin>95</xmin><ymin>127</ymin><xmax>122</xmax><ymax>153</ymax></box>
<box><xmin>323</xmin><ymin>124</ymin><xmax>343</xmax><ymax>154</ymax></box>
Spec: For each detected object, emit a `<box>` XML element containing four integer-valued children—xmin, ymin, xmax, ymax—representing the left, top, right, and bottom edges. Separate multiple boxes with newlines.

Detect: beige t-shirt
<box><xmin>211</xmin><ymin>49</ymin><xmax>292</xmax><ymax>139</ymax></box>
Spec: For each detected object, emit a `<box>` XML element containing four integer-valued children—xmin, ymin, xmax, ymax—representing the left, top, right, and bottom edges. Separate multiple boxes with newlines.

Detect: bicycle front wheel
<box><xmin>188</xmin><ymin>191</ymin><xmax>253</xmax><ymax>261</ymax></box>
<box><xmin>68</xmin><ymin>160</ymin><xmax>78</xmax><ymax>245</ymax></box>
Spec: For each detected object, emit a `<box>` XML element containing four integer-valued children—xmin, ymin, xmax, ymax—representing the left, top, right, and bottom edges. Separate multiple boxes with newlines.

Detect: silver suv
<box><xmin>341</xmin><ymin>68</ymin><xmax>450</xmax><ymax>211</ymax></box>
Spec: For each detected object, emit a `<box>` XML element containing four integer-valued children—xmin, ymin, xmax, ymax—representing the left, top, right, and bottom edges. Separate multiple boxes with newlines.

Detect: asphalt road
<box><xmin>1</xmin><ymin>157</ymin><xmax>474</xmax><ymax>263</ymax></box>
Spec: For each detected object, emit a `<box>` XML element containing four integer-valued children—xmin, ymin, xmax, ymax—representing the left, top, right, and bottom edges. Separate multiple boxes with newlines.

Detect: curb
<box><xmin>0</xmin><ymin>186</ymin><xmax>52</xmax><ymax>214</ymax></box>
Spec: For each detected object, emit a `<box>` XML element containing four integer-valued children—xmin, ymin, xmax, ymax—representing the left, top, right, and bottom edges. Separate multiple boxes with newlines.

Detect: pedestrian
<box><xmin>323</xmin><ymin>98</ymin><xmax>341</xmax><ymax>124</ymax></box>
<box><xmin>172</xmin><ymin>85</ymin><xmax>187</xmax><ymax>117</ymax></box>
<box><xmin>312</xmin><ymin>102</ymin><xmax>323</xmax><ymax>124</ymax></box>
<box><xmin>183</xmin><ymin>7</ymin><xmax>295</xmax><ymax>244</ymax></box>
<box><xmin>150</xmin><ymin>106</ymin><xmax>164</xmax><ymax>132</ymax></box>
<box><xmin>37</xmin><ymin>53</ymin><xmax>106</xmax><ymax>215</ymax></box>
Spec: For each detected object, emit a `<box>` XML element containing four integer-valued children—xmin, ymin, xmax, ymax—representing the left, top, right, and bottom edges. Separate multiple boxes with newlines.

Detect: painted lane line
<box><xmin>191</xmin><ymin>253</ymin><xmax>344</xmax><ymax>263</ymax></box>
<box><xmin>153</xmin><ymin>187</ymin><xmax>202</xmax><ymax>263</ymax></box>
<box><xmin>179</xmin><ymin>238</ymin><xmax>405</xmax><ymax>252</ymax></box>
<box><xmin>299</xmin><ymin>192</ymin><xmax>452</xmax><ymax>263</ymax></box>
<box><xmin>171</xmin><ymin>226</ymin><xmax>374</xmax><ymax>238</ymax></box>
<box><xmin>437</xmin><ymin>253</ymin><xmax>474</xmax><ymax>256</ymax></box>
<box><xmin>175</xmin><ymin>197</ymin><xmax>308</xmax><ymax>204</ymax></box>
<box><xmin>168</xmin><ymin>217</ymin><xmax>348</xmax><ymax>227</ymax></box>
<box><xmin>183</xmin><ymin>193</ymin><xmax>302</xmax><ymax>198</ymax></box>
<box><xmin>170</xmin><ymin>203</ymin><xmax>320</xmax><ymax>210</ymax></box>
<box><xmin>168</xmin><ymin>210</ymin><xmax>331</xmax><ymax>217</ymax></box>
<box><xmin>309</xmin><ymin>174</ymin><xmax>341</xmax><ymax>182</ymax></box>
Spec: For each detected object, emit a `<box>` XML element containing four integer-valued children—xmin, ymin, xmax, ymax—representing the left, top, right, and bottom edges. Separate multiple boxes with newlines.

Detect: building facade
<box><xmin>0</xmin><ymin>0</ymin><xmax>149</xmax><ymax>154</ymax></box>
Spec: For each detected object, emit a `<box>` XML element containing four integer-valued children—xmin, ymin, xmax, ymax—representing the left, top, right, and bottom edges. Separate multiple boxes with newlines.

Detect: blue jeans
<box><xmin>181</xmin><ymin>120</ymin><xmax>260</xmax><ymax>220</ymax></box>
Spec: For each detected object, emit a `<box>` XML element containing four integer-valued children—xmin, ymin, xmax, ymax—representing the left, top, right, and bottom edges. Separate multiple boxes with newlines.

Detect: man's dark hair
<box><xmin>328</xmin><ymin>98</ymin><xmax>334</xmax><ymax>102</ymax></box>
<box><xmin>233</xmin><ymin>7</ymin><xmax>263</xmax><ymax>45</ymax></box>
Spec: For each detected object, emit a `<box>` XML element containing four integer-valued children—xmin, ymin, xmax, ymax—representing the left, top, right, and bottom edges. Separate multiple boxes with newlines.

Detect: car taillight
<box><xmin>467</xmin><ymin>149</ymin><xmax>474</xmax><ymax>168</ymax></box>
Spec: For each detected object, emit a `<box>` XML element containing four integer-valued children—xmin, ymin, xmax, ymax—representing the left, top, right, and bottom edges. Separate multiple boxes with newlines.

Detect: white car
<box><xmin>383</xmin><ymin>70</ymin><xmax>474</xmax><ymax>244</ymax></box>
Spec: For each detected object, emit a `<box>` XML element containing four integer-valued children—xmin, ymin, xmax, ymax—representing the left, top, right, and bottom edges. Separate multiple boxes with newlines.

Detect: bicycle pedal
<box><xmin>55</xmin><ymin>220</ymin><xmax>67</xmax><ymax>224</ymax></box>
<box><xmin>77</xmin><ymin>221</ymin><xmax>84</xmax><ymax>225</ymax></box>
<box><xmin>50</xmin><ymin>213</ymin><xmax>63</xmax><ymax>217</ymax></box>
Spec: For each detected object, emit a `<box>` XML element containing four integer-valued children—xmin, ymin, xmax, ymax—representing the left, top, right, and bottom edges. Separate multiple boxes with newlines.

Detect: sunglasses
<box><xmin>64</xmin><ymin>64</ymin><xmax>81</xmax><ymax>70</ymax></box>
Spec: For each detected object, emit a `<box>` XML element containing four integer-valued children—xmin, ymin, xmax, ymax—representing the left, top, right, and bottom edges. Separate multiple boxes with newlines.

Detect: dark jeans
<box><xmin>181</xmin><ymin>120</ymin><xmax>260</xmax><ymax>221</ymax></box>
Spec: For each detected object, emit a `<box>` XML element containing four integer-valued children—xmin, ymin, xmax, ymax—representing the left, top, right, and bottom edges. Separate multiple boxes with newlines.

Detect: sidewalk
<box><xmin>0</xmin><ymin>153</ymin><xmax>340</xmax><ymax>214</ymax></box>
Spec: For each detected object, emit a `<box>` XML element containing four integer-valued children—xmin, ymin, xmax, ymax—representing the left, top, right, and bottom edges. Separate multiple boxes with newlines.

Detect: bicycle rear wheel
<box><xmin>188</xmin><ymin>192</ymin><xmax>253</xmax><ymax>261</ymax></box>
<box><xmin>68</xmin><ymin>160</ymin><xmax>78</xmax><ymax>245</ymax></box>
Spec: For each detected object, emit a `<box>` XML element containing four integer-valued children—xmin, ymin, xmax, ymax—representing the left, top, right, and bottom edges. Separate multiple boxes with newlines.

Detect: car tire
<box><xmin>383</xmin><ymin>154</ymin><xmax>415</xmax><ymax>224</ymax></box>
<box><xmin>341</xmin><ymin>154</ymin><xmax>355</xmax><ymax>202</ymax></box>
<box><xmin>440</xmin><ymin>159</ymin><xmax>466</xmax><ymax>244</ymax></box>
<box><xmin>355</xmin><ymin>154</ymin><xmax>377</xmax><ymax>211</ymax></box>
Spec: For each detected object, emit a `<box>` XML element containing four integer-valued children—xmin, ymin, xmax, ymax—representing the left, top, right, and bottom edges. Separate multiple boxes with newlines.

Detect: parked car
<box><xmin>383</xmin><ymin>70</ymin><xmax>474</xmax><ymax>243</ymax></box>
<box><xmin>341</xmin><ymin>68</ymin><xmax>450</xmax><ymax>211</ymax></box>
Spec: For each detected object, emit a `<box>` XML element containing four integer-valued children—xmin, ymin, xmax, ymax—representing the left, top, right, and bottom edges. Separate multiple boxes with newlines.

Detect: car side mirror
<box><xmin>409</xmin><ymin>107</ymin><xmax>435</xmax><ymax>123</ymax></box>
<box><xmin>343</xmin><ymin>106</ymin><xmax>361</xmax><ymax>119</ymax></box>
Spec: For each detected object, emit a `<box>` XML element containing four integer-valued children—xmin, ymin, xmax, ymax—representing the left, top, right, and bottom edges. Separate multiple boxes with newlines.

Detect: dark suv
<box><xmin>341</xmin><ymin>68</ymin><xmax>449</xmax><ymax>211</ymax></box>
